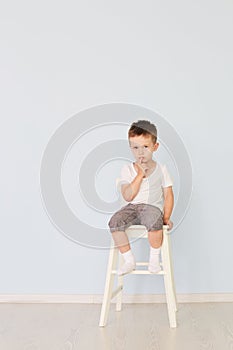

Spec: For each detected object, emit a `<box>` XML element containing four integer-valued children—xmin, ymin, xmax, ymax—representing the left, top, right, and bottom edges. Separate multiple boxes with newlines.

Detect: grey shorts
<box><xmin>108</xmin><ymin>203</ymin><xmax>163</xmax><ymax>233</ymax></box>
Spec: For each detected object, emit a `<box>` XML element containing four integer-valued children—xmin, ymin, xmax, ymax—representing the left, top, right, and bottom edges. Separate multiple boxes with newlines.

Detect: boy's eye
<box><xmin>132</xmin><ymin>146</ymin><xmax>148</xmax><ymax>149</ymax></box>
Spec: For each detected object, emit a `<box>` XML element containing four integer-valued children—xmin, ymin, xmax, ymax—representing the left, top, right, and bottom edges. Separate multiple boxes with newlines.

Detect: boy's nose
<box><xmin>138</xmin><ymin>148</ymin><xmax>144</xmax><ymax>155</ymax></box>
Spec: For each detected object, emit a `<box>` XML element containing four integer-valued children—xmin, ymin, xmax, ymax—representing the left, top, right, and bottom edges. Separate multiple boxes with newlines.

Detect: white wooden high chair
<box><xmin>99</xmin><ymin>224</ymin><xmax>178</xmax><ymax>328</ymax></box>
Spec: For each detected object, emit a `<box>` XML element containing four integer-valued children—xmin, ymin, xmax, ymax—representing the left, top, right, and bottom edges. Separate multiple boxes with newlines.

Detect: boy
<box><xmin>108</xmin><ymin>120</ymin><xmax>174</xmax><ymax>275</ymax></box>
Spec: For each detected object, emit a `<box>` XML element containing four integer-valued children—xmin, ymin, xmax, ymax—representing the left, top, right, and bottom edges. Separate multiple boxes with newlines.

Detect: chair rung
<box><xmin>136</xmin><ymin>262</ymin><xmax>163</xmax><ymax>266</ymax></box>
<box><xmin>136</xmin><ymin>262</ymin><xmax>148</xmax><ymax>266</ymax></box>
<box><xmin>111</xmin><ymin>286</ymin><xmax>123</xmax><ymax>299</ymax></box>
<box><xmin>112</xmin><ymin>270</ymin><xmax>164</xmax><ymax>275</ymax></box>
<box><xmin>130</xmin><ymin>270</ymin><xmax>164</xmax><ymax>275</ymax></box>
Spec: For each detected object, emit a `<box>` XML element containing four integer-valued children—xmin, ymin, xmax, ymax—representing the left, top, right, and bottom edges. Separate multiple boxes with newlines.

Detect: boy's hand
<box><xmin>134</xmin><ymin>159</ymin><xmax>149</xmax><ymax>178</ymax></box>
<box><xmin>163</xmin><ymin>218</ymin><xmax>173</xmax><ymax>230</ymax></box>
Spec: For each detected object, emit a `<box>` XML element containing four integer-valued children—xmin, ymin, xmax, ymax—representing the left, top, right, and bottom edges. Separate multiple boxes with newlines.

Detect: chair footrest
<box><xmin>112</xmin><ymin>270</ymin><xmax>164</xmax><ymax>275</ymax></box>
<box><xmin>136</xmin><ymin>262</ymin><xmax>163</xmax><ymax>266</ymax></box>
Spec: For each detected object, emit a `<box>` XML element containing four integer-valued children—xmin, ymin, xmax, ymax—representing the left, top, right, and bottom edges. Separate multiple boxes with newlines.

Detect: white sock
<box><xmin>118</xmin><ymin>249</ymin><xmax>136</xmax><ymax>276</ymax></box>
<box><xmin>148</xmin><ymin>247</ymin><xmax>161</xmax><ymax>273</ymax></box>
<box><xmin>122</xmin><ymin>249</ymin><xmax>135</xmax><ymax>263</ymax></box>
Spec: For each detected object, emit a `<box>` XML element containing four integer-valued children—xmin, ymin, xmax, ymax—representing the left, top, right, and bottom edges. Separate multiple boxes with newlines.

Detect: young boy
<box><xmin>108</xmin><ymin>120</ymin><xmax>174</xmax><ymax>275</ymax></box>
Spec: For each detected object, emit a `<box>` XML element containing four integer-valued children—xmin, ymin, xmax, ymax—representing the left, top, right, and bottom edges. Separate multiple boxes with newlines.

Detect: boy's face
<box><xmin>129</xmin><ymin>135</ymin><xmax>159</xmax><ymax>163</ymax></box>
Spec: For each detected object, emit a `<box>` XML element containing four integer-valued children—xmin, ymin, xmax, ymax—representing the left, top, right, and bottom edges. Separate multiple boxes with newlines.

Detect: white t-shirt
<box><xmin>116</xmin><ymin>161</ymin><xmax>173</xmax><ymax>213</ymax></box>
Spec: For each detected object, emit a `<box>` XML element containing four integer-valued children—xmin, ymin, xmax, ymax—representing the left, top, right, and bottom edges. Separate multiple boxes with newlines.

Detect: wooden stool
<box><xmin>99</xmin><ymin>224</ymin><xmax>177</xmax><ymax>328</ymax></box>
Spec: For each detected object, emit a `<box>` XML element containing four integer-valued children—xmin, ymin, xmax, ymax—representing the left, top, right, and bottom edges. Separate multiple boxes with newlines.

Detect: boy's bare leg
<box><xmin>111</xmin><ymin>230</ymin><xmax>130</xmax><ymax>253</ymax></box>
<box><xmin>147</xmin><ymin>229</ymin><xmax>163</xmax><ymax>273</ymax></box>
<box><xmin>148</xmin><ymin>229</ymin><xmax>163</xmax><ymax>248</ymax></box>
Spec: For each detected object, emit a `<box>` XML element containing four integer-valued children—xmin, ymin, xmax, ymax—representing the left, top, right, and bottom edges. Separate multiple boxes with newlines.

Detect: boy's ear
<box><xmin>154</xmin><ymin>142</ymin><xmax>159</xmax><ymax>150</ymax></box>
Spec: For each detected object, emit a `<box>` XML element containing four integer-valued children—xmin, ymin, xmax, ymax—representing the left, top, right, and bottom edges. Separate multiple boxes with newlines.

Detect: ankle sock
<box><xmin>150</xmin><ymin>246</ymin><xmax>161</xmax><ymax>256</ymax></box>
<box><xmin>148</xmin><ymin>247</ymin><xmax>161</xmax><ymax>272</ymax></box>
<box><xmin>121</xmin><ymin>249</ymin><xmax>135</xmax><ymax>263</ymax></box>
<box><xmin>118</xmin><ymin>249</ymin><xmax>136</xmax><ymax>276</ymax></box>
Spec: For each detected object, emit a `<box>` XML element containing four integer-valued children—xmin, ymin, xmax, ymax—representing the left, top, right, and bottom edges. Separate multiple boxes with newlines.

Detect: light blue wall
<box><xmin>1</xmin><ymin>0</ymin><xmax>232</xmax><ymax>294</ymax></box>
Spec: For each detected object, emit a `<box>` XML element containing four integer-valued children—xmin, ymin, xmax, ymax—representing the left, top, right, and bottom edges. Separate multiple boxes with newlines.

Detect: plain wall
<box><xmin>0</xmin><ymin>0</ymin><xmax>233</xmax><ymax>294</ymax></box>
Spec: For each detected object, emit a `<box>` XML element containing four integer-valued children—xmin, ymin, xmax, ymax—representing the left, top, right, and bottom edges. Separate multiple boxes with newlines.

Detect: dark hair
<box><xmin>128</xmin><ymin>120</ymin><xmax>157</xmax><ymax>144</ymax></box>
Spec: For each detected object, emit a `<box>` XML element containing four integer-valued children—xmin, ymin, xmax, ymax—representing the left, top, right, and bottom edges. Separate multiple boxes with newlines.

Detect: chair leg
<box><xmin>161</xmin><ymin>229</ymin><xmax>177</xmax><ymax>328</ymax></box>
<box><xmin>99</xmin><ymin>241</ymin><xmax>119</xmax><ymax>327</ymax></box>
<box><xmin>167</xmin><ymin>233</ymin><xmax>178</xmax><ymax>311</ymax></box>
<box><xmin>162</xmin><ymin>227</ymin><xmax>177</xmax><ymax>312</ymax></box>
<box><xmin>116</xmin><ymin>254</ymin><xmax>124</xmax><ymax>311</ymax></box>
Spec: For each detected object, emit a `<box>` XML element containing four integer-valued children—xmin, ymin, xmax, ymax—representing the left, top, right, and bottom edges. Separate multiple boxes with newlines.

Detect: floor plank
<box><xmin>0</xmin><ymin>302</ymin><xmax>233</xmax><ymax>350</ymax></box>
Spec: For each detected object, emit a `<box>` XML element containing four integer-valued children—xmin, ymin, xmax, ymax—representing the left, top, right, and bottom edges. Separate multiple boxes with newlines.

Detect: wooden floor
<box><xmin>0</xmin><ymin>302</ymin><xmax>233</xmax><ymax>349</ymax></box>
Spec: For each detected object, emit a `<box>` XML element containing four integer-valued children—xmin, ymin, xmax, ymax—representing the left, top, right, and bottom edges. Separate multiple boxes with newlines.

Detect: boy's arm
<box><xmin>163</xmin><ymin>186</ymin><xmax>174</xmax><ymax>224</ymax></box>
<box><xmin>121</xmin><ymin>174</ymin><xmax>144</xmax><ymax>202</ymax></box>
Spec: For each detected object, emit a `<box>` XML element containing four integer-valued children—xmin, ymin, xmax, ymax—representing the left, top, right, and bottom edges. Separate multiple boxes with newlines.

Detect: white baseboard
<box><xmin>0</xmin><ymin>293</ymin><xmax>233</xmax><ymax>303</ymax></box>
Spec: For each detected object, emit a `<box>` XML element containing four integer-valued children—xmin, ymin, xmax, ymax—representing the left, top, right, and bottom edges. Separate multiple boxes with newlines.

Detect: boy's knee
<box><xmin>108</xmin><ymin>215</ymin><xmax>121</xmax><ymax>233</ymax></box>
<box><xmin>108</xmin><ymin>217</ymin><xmax>115</xmax><ymax>232</ymax></box>
<box><xmin>142</xmin><ymin>216</ymin><xmax>163</xmax><ymax>232</ymax></box>
<box><xmin>140</xmin><ymin>206</ymin><xmax>163</xmax><ymax>232</ymax></box>
<box><xmin>108</xmin><ymin>213</ymin><xmax>127</xmax><ymax>233</ymax></box>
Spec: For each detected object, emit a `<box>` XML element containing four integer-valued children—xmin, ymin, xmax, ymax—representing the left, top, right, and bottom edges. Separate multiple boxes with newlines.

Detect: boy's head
<box><xmin>128</xmin><ymin>120</ymin><xmax>157</xmax><ymax>143</ymax></box>
<box><xmin>128</xmin><ymin>120</ymin><xmax>159</xmax><ymax>163</ymax></box>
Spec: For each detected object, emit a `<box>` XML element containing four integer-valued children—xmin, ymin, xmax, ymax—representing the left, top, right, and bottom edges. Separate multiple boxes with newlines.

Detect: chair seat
<box><xmin>125</xmin><ymin>224</ymin><xmax>168</xmax><ymax>238</ymax></box>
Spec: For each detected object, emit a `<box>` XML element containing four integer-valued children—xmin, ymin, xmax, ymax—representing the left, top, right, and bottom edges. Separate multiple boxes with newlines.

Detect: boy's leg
<box><xmin>148</xmin><ymin>229</ymin><xmax>163</xmax><ymax>273</ymax></box>
<box><xmin>136</xmin><ymin>204</ymin><xmax>164</xmax><ymax>273</ymax></box>
<box><xmin>108</xmin><ymin>203</ymin><xmax>139</xmax><ymax>252</ymax></box>
<box><xmin>111</xmin><ymin>231</ymin><xmax>136</xmax><ymax>275</ymax></box>
<box><xmin>148</xmin><ymin>229</ymin><xmax>163</xmax><ymax>248</ymax></box>
<box><xmin>111</xmin><ymin>231</ymin><xmax>131</xmax><ymax>253</ymax></box>
<box><xmin>108</xmin><ymin>203</ymin><xmax>139</xmax><ymax>246</ymax></box>
<box><xmin>108</xmin><ymin>204</ymin><xmax>138</xmax><ymax>275</ymax></box>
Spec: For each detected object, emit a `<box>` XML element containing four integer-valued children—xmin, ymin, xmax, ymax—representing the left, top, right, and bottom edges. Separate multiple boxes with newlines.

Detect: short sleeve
<box><xmin>116</xmin><ymin>164</ymin><xmax>132</xmax><ymax>192</ymax></box>
<box><xmin>161</xmin><ymin>164</ymin><xmax>173</xmax><ymax>188</ymax></box>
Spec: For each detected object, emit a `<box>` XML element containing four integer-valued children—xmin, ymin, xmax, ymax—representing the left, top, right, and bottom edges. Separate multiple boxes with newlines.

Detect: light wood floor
<box><xmin>0</xmin><ymin>302</ymin><xmax>233</xmax><ymax>349</ymax></box>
